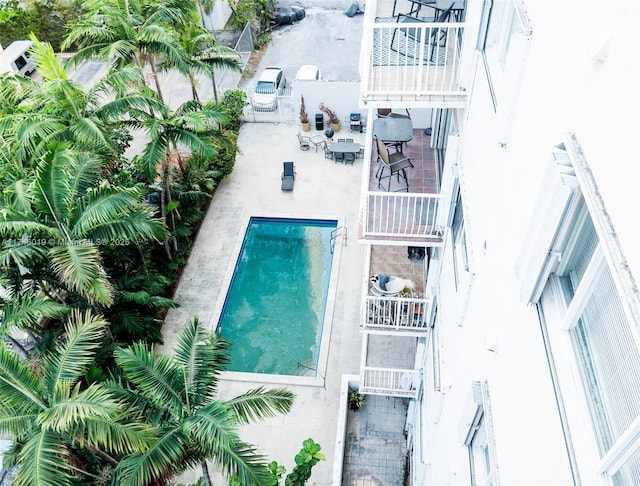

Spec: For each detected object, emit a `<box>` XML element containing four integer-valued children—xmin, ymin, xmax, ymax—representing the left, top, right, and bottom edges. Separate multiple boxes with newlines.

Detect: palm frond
<box><xmin>114</xmin><ymin>343</ymin><xmax>186</xmax><ymax>414</ymax></box>
<box><xmin>0</xmin><ymin>412</ymin><xmax>37</xmax><ymax>437</ymax></box>
<box><xmin>67</xmin><ymin>151</ymin><xmax>103</xmax><ymax>196</ymax></box>
<box><xmin>0</xmin><ymin>243</ymin><xmax>49</xmax><ymax>269</ymax></box>
<box><xmin>1</xmin><ymin>294</ymin><xmax>69</xmax><ymax>331</ymax></box>
<box><xmin>40</xmin><ymin>381</ymin><xmax>117</xmax><ymax>432</ymax></box>
<box><xmin>79</xmin><ymin>412</ymin><xmax>156</xmax><ymax>455</ymax></box>
<box><xmin>224</xmin><ymin>387</ymin><xmax>295</xmax><ymax>425</ymax></box>
<box><xmin>174</xmin><ymin>318</ymin><xmax>230</xmax><ymax>406</ymax></box>
<box><xmin>0</xmin><ymin>344</ymin><xmax>45</xmax><ymax>412</ymax></box>
<box><xmin>4</xmin><ymin>178</ymin><xmax>34</xmax><ymax>214</ymax></box>
<box><xmin>42</xmin><ymin>383</ymin><xmax>155</xmax><ymax>454</ymax></box>
<box><xmin>34</xmin><ymin>145</ymin><xmax>74</xmax><ymax>226</ymax></box>
<box><xmin>72</xmin><ymin>187</ymin><xmax>167</xmax><ymax>243</ymax></box>
<box><xmin>48</xmin><ymin>244</ymin><xmax>114</xmax><ymax>305</ymax></box>
<box><xmin>141</xmin><ymin>134</ymin><xmax>169</xmax><ymax>180</ymax></box>
<box><xmin>13</xmin><ymin>429</ymin><xmax>74</xmax><ymax>486</ymax></box>
<box><xmin>0</xmin><ymin>215</ymin><xmax>60</xmax><ymax>239</ymax></box>
<box><xmin>27</xmin><ymin>35</ymin><xmax>68</xmax><ymax>82</ymax></box>
<box><xmin>69</xmin><ymin>116</ymin><xmax>114</xmax><ymax>151</ymax></box>
<box><xmin>113</xmin><ymin>425</ymin><xmax>188</xmax><ymax>486</ymax></box>
<box><xmin>183</xmin><ymin>407</ymin><xmax>268</xmax><ymax>486</ymax></box>
<box><xmin>42</xmin><ymin>309</ymin><xmax>107</xmax><ymax>393</ymax></box>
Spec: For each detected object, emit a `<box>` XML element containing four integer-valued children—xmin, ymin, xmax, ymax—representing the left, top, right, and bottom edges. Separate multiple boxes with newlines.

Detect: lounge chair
<box><xmin>281</xmin><ymin>161</ymin><xmax>295</xmax><ymax>191</ymax></box>
<box><xmin>370</xmin><ymin>274</ymin><xmax>415</xmax><ymax>296</ymax></box>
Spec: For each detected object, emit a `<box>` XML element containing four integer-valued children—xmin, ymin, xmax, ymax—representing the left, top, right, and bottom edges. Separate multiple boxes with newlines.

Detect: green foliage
<box><xmin>218</xmin><ymin>89</ymin><xmax>249</xmax><ymax>131</ymax></box>
<box><xmin>285</xmin><ymin>439</ymin><xmax>326</xmax><ymax>486</ymax></box>
<box><xmin>110</xmin><ymin>317</ymin><xmax>295</xmax><ymax>486</ymax></box>
<box><xmin>349</xmin><ymin>388</ymin><xmax>365</xmax><ymax>411</ymax></box>
<box><xmin>265</xmin><ymin>460</ymin><xmax>286</xmax><ymax>486</ymax></box>
<box><xmin>230</xmin><ymin>0</ymin><xmax>274</xmax><ymax>37</ymax></box>
<box><xmin>0</xmin><ymin>310</ymin><xmax>155</xmax><ymax>486</ymax></box>
<box><xmin>0</xmin><ymin>0</ymin><xmax>83</xmax><ymax>50</ymax></box>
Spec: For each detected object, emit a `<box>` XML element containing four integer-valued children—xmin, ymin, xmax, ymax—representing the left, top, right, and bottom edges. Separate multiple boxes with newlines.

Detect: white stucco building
<box><xmin>355</xmin><ymin>0</ymin><xmax>640</xmax><ymax>484</ymax></box>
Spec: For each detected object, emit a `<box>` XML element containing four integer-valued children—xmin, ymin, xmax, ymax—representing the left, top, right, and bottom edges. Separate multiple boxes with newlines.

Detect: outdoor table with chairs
<box><xmin>373</xmin><ymin>117</ymin><xmax>414</xmax><ymax>145</ymax></box>
<box><xmin>328</xmin><ymin>141</ymin><xmax>361</xmax><ymax>164</ymax></box>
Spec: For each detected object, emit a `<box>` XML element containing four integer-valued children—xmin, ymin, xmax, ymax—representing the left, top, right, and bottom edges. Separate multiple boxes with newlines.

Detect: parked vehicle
<box><xmin>295</xmin><ymin>65</ymin><xmax>322</xmax><ymax>81</ymax></box>
<box><xmin>272</xmin><ymin>2</ymin><xmax>305</xmax><ymax>26</ymax></box>
<box><xmin>0</xmin><ymin>40</ymin><xmax>35</xmax><ymax>76</ymax></box>
<box><xmin>252</xmin><ymin>67</ymin><xmax>286</xmax><ymax>111</ymax></box>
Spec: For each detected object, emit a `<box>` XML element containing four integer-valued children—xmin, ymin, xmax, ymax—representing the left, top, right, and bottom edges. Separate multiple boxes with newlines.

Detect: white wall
<box><xmin>293</xmin><ymin>80</ymin><xmax>365</xmax><ymax>128</ymax></box>
<box><xmin>417</xmin><ymin>0</ymin><xmax>640</xmax><ymax>484</ymax></box>
<box><xmin>203</xmin><ymin>0</ymin><xmax>234</xmax><ymax>31</ymax></box>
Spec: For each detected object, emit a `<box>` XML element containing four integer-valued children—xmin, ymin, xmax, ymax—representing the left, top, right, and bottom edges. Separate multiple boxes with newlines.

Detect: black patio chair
<box><xmin>281</xmin><ymin>161</ymin><xmax>295</xmax><ymax>191</ymax></box>
<box><xmin>391</xmin><ymin>3</ymin><xmax>454</xmax><ymax>63</ymax></box>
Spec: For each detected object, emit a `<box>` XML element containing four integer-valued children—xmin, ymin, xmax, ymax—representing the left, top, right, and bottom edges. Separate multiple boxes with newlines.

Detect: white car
<box><xmin>252</xmin><ymin>67</ymin><xmax>286</xmax><ymax>111</ymax></box>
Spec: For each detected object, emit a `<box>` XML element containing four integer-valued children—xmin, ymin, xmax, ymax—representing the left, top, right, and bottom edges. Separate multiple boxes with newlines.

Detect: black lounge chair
<box><xmin>281</xmin><ymin>161</ymin><xmax>295</xmax><ymax>191</ymax></box>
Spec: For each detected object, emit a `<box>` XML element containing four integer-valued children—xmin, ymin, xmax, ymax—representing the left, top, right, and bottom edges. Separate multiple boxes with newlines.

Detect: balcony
<box><xmin>359</xmin><ymin>127</ymin><xmax>445</xmax><ymax>245</ymax></box>
<box><xmin>359</xmin><ymin>0</ymin><xmax>467</xmax><ymax>105</ymax></box>
<box><xmin>360</xmin><ymin>333</ymin><xmax>422</xmax><ymax>398</ymax></box>
<box><xmin>359</xmin><ymin>245</ymin><xmax>429</xmax><ymax>397</ymax></box>
<box><xmin>363</xmin><ymin>294</ymin><xmax>431</xmax><ymax>335</ymax></box>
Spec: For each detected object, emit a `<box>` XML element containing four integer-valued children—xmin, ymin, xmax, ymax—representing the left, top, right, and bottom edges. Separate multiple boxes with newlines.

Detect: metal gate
<box><xmin>244</xmin><ymin>85</ymin><xmax>294</xmax><ymax>123</ymax></box>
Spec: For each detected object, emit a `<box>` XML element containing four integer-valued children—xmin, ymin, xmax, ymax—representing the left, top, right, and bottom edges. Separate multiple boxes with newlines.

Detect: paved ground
<box><xmin>162</xmin><ymin>121</ymin><xmax>366</xmax><ymax>485</ymax></box>
<box><xmin>156</xmin><ymin>8</ymin><xmax>408</xmax><ymax>485</ymax></box>
<box><xmin>343</xmin><ymin>396</ymin><xmax>409</xmax><ymax>485</ymax></box>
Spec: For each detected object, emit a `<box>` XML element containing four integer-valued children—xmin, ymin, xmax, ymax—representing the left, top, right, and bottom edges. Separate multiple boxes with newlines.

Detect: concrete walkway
<box><xmin>160</xmin><ymin>121</ymin><xmax>367</xmax><ymax>485</ymax></box>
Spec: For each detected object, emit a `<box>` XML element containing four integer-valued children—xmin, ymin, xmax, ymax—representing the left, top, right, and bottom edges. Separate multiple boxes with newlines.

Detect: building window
<box><xmin>538</xmin><ymin>199</ymin><xmax>640</xmax><ymax>483</ymax></box>
<box><xmin>452</xmin><ymin>189</ymin><xmax>469</xmax><ymax>289</ymax></box>
<box><xmin>520</xmin><ymin>138</ymin><xmax>640</xmax><ymax>483</ymax></box>
<box><xmin>469</xmin><ymin>416</ymin><xmax>494</xmax><ymax>486</ymax></box>
<box><xmin>477</xmin><ymin>0</ymin><xmax>531</xmax><ymax>109</ymax></box>
<box><xmin>459</xmin><ymin>381</ymin><xmax>498</xmax><ymax>485</ymax></box>
<box><xmin>430</xmin><ymin>302</ymin><xmax>441</xmax><ymax>392</ymax></box>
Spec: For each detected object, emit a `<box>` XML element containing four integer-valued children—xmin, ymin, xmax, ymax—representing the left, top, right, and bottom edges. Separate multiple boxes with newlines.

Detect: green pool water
<box><xmin>218</xmin><ymin>217</ymin><xmax>337</xmax><ymax>375</ymax></box>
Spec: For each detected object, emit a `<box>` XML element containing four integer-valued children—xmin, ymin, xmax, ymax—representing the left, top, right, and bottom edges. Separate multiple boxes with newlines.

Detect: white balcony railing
<box><xmin>363</xmin><ymin>295</ymin><xmax>431</xmax><ymax>334</ymax></box>
<box><xmin>361</xmin><ymin>367</ymin><xmax>421</xmax><ymax>398</ymax></box>
<box><xmin>360</xmin><ymin>20</ymin><xmax>467</xmax><ymax>104</ymax></box>
<box><xmin>360</xmin><ymin>192</ymin><xmax>445</xmax><ymax>241</ymax></box>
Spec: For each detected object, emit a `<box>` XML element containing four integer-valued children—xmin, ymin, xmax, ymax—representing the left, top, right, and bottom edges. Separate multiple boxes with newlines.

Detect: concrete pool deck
<box><xmin>159</xmin><ymin>121</ymin><xmax>368</xmax><ymax>484</ymax></box>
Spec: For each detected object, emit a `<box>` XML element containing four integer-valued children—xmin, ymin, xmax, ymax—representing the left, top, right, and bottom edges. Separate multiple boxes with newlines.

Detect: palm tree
<box><xmin>0</xmin><ymin>309</ymin><xmax>155</xmax><ymax>486</ymax></box>
<box><xmin>63</xmin><ymin>0</ymin><xmax>197</xmax><ymax>102</ymax></box>
<box><xmin>137</xmin><ymin>99</ymin><xmax>227</xmax><ymax>258</ymax></box>
<box><xmin>176</xmin><ymin>19</ymin><xmax>242</xmax><ymax>102</ymax></box>
<box><xmin>110</xmin><ymin>317</ymin><xmax>295</xmax><ymax>486</ymax></box>
<box><xmin>0</xmin><ymin>37</ymin><xmax>164</xmax><ymax>170</ymax></box>
<box><xmin>0</xmin><ymin>143</ymin><xmax>167</xmax><ymax>305</ymax></box>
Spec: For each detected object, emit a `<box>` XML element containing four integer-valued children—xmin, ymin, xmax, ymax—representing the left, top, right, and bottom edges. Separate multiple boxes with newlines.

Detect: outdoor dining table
<box><xmin>373</xmin><ymin>117</ymin><xmax>414</xmax><ymax>144</ymax></box>
<box><xmin>328</xmin><ymin>141</ymin><xmax>361</xmax><ymax>154</ymax></box>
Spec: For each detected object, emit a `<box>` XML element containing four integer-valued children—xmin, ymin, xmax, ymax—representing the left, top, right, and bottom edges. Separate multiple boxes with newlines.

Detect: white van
<box><xmin>0</xmin><ymin>40</ymin><xmax>36</xmax><ymax>76</ymax></box>
<box><xmin>295</xmin><ymin>65</ymin><xmax>322</xmax><ymax>81</ymax></box>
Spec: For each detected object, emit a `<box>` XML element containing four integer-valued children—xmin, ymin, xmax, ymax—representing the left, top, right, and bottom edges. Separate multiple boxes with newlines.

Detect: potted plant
<box><xmin>300</xmin><ymin>95</ymin><xmax>310</xmax><ymax>131</ymax></box>
<box><xmin>349</xmin><ymin>387</ymin><xmax>365</xmax><ymax>411</ymax></box>
<box><xmin>319</xmin><ymin>103</ymin><xmax>341</xmax><ymax>132</ymax></box>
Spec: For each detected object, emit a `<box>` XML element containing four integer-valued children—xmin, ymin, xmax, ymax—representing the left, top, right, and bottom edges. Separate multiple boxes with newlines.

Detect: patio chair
<box><xmin>281</xmin><ymin>161</ymin><xmax>295</xmax><ymax>191</ymax></box>
<box><xmin>391</xmin><ymin>3</ymin><xmax>454</xmax><ymax>62</ymax></box>
<box><xmin>334</xmin><ymin>151</ymin><xmax>345</xmax><ymax>164</ymax></box>
<box><xmin>344</xmin><ymin>152</ymin><xmax>356</xmax><ymax>165</ymax></box>
<box><xmin>324</xmin><ymin>143</ymin><xmax>334</xmax><ymax>160</ymax></box>
<box><xmin>297</xmin><ymin>132</ymin><xmax>324</xmax><ymax>151</ymax></box>
<box><xmin>376</xmin><ymin>137</ymin><xmax>413</xmax><ymax>192</ymax></box>
<box><xmin>297</xmin><ymin>132</ymin><xmax>311</xmax><ymax>150</ymax></box>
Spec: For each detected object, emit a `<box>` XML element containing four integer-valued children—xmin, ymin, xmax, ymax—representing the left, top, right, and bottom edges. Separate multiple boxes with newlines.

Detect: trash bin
<box><xmin>315</xmin><ymin>113</ymin><xmax>324</xmax><ymax>130</ymax></box>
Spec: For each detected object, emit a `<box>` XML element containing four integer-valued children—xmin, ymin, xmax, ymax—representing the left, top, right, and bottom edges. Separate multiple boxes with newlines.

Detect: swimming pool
<box><xmin>217</xmin><ymin>217</ymin><xmax>338</xmax><ymax>376</ymax></box>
